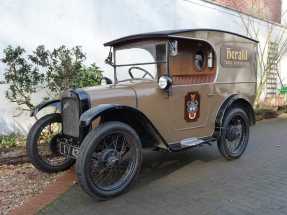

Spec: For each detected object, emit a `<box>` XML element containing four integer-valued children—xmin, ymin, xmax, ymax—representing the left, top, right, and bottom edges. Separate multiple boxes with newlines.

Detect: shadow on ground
<box><xmin>137</xmin><ymin>146</ymin><xmax>219</xmax><ymax>188</ymax></box>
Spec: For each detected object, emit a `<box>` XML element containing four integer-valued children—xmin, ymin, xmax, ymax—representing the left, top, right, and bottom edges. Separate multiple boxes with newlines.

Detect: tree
<box><xmin>2</xmin><ymin>46</ymin><xmax>44</xmax><ymax>110</ymax></box>
<box><xmin>231</xmin><ymin>0</ymin><xmax>287</xmax><ymax>107</ymax></box>
<box><xmin>1</xmin><ymin>45</ymin><xmax>103</xmax><ymax>110</ymax></box>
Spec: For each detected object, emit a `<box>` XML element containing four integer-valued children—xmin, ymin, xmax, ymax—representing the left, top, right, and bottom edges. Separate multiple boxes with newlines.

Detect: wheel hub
<box><xmin>101</xmin><ymin>149</ymin><xmax>119</xmax><ymax>168</ymax></box>
<box><xmin>49</xmin><ymin>134</ymin><xmax>62</xmax><ymax>155</ymax></box>
<box><xmin>226</xmin><ymin>126</ymin><xmax>241</xmax><ymax>141</ymax></box>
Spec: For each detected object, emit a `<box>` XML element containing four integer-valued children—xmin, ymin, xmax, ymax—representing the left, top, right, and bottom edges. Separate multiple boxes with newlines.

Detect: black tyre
<box><xmin>217</xmin><ymin>108</ymin><xmax>250</xmax><ymax>160</ymax></box>
<box><xmin>76</xmin><ymin>121</ymin><xmax>142</xmax><ymax>200</ymax></box>
<box><xmin>26</xmin><ymin>113</ymin><xmax>75</xmax><ymax>173</ymax></box>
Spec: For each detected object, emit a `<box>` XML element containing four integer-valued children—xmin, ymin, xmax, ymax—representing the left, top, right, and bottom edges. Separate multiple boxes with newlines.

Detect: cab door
<box><xmin>168</xmin><ymin>40</ymin><xmax>217</xmax><ymax>142</ymax></box>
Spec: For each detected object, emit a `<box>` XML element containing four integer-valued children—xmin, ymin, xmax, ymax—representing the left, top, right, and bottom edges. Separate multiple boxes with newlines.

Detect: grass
<box><xmin>0</xmin><ymin>134</ymin><xmax>26</xmax><ymax>149</ymax></box>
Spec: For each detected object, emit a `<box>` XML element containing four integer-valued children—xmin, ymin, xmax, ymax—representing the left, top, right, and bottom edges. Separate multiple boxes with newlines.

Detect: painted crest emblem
<box><xmin>185</xmin><ymin>92</ymin><xmax>200</xmax><ymax>122</ymax></box>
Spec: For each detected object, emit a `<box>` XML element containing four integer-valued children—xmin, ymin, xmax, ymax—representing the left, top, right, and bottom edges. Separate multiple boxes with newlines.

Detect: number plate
<box><xmin>59</xmin><ymin>143</ymin><xmax>80</xmax><ymax>159</ymax></box>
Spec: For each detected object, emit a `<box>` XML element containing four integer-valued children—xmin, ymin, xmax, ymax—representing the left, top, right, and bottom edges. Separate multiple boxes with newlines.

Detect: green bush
<box><xmin>0</xmin><ymin>134</ymin><xmax>26</xmax><ymax>149</ymax></box>
<box><xmin>2</xmin><ymin>46</ymin><xmax>44</xmax><ymax>109</ymax></box>
<box><xmin>1</xmin><ymin>45</ymin><xmax>103</xmax><ymax>110</ymax></box>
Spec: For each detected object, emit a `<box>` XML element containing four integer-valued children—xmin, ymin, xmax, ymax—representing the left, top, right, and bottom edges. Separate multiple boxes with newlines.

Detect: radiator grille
<box><xmin>62</xmin><ymin>97</ymin><xmax>80</xmax><ymax>137</ymax></box>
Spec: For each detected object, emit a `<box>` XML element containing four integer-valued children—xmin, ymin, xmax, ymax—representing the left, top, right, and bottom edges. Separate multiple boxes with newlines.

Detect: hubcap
<box><xmin>101</xmin><ymin>149</ymin><xmax>119</xmax><ymax>167</ymax></box>
<box><xmin>226</xmin><ymin>126</ymin><xmax>241</xmax><ymax>141</ymax></box>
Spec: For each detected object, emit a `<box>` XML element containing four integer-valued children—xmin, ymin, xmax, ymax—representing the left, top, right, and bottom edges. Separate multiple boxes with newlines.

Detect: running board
<box><xmin>181</xmin><ymin>137</ymin><xmax>205</xmax><ymax>147</ymax></box>
<box><xmin>167</xmin><ymin>137</ymin><xmax>216</xmax><ymax>152</ymax></box>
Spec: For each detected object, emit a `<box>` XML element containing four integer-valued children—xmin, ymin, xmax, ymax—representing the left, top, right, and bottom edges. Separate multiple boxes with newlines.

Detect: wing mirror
<box><xmin>158</xmin><ymin>75</ymin><xmax>172</xmax><ymax>90</ymax></box>
<box><xmin>101</xmin><ymin>77</ymin><xmax>113</xmax><ymax>85</ymax></box>
<box><xmin>105</xmin><ymin>48</ymin><xmax>113</xmax><ymax>66</ymax></box>
<box><xmin>169</xmin><ymin>40</ymin><xmax>178</xmax><ymax>56</ymax></box>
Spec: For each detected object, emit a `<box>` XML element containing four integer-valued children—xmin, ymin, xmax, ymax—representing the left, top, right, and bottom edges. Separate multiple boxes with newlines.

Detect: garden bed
<box><xmin>0</xmin><ymin>135</ymin><xmax>28</xmax><ymax>165</ymax></box>
<box><xmin>0</xmin><ymin>147</ymin><xmax>29</xmax><ymax>165</ymax></box>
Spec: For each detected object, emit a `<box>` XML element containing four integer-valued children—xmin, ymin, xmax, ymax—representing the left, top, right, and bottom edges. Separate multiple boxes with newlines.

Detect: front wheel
<box><xmin>76</xmin><ymin>121</ymin><xmax>142</xmax><ymax>200</ymax></box>
<box><xmin>26</xmin><ymin>113</ymin><xmax>75</xmax><ymax>173</ymax></box>
<box><xmin>217</xmin><ymin>108</ymin><xmax>250</xmax><ymax>160</ymax></box>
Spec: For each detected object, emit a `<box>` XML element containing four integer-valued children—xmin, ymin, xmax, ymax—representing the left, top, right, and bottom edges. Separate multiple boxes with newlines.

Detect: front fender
<box><xmin>79</xmin><ymin>104</ymin><xmax>168</xmax><ymax>147</ymax></box>
<box><xmin>30</xmin><ymin>99</ymin><xmax>61</xmax><ymax>117</ymax></box>
<box><xmin>79</xmin><ymin>104</ymin><xmax>132</xmax><ymax>141</ymax></box>
<box><xmin>79</xmin><ymin>104</ymin><xmax>117</xmax><ymax>127</ymax></box>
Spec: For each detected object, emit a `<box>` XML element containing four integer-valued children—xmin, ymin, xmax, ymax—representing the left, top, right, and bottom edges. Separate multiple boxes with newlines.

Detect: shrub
<box><xmin>1</xmin><ymin>45</ymin><xmax>103</xmax><ymax>110</ymax></box>
<box><xmin>0</xmin><ymin>134</ymin><xmax>26</xmax><ymax>149</ymax></box>
<box><xmin>2</xmin><ymin>46</ymin><xmax>44</xmax><ymax>110</ymax></box>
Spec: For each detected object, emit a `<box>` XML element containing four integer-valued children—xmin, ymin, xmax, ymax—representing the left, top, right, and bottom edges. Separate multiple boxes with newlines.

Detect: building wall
<box><xmin>0</xmin><ymin>0</ymin><xmax>285</xmax><ymax>134</ymax></box>
<box><xmin>213</xmin><ymin>0</ymin><xmax>282</xmax><ymax>23</ymax></box>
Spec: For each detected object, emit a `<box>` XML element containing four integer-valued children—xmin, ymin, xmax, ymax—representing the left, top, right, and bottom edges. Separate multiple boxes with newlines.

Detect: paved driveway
<box><xmin>39</xmin><ymin>116</ymin><xmax>287</xmax><ymax>215</ymax></box>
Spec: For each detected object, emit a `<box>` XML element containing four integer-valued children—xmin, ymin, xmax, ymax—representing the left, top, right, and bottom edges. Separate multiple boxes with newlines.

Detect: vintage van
<box><xmin>27</xmin><ymin>29</ymin><xmax>257</xmax><ymax>199</ymax></box>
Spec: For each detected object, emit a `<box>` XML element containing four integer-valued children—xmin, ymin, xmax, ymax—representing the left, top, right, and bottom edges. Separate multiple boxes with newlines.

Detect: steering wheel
<box><xmin>128</xmin><ymin>66</ymin><xmax>154</xmax><ymax>79</ymax></box>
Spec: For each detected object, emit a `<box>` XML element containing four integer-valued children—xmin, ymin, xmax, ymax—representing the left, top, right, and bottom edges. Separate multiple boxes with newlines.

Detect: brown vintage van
<box><xmin>27</xmin><ymin>29</ymin><xmax>257</xmax><ymax>199</ymax></box>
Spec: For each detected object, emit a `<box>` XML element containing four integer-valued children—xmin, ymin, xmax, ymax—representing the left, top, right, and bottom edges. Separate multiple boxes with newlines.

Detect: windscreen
<box><xmin>115</xmin><ymin>41</ymin><xmax>167</xmax><ymax>82</ymax></box>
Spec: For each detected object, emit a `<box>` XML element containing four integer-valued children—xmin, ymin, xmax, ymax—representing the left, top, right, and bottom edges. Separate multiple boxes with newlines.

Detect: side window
<box><xmin>194</xmin><ymin>50</ymin><xmax>205</xmax><ymax>70</ymax></box>
<box><xmin>170</xmin><ymin>41</ymin><xmax>216</xmax><ymax>85</ymax></box>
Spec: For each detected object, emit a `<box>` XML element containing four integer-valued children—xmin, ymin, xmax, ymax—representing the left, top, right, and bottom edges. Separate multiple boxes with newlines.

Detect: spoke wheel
<box><xmin>36</xmin><ymin>123</ymin><xmax>66</xmax><ymax>166</ymax></box>
<box><xmin>225</xmin><ymin>116</ymin><xmax>246</xmax><ymax>154</ymax></box>
<box><xmin>76</xmin><ymin>121</ymin><xmax>142</xmax><ymax>200</ymax></box>
<box><xmin>89</xmin><ymin>132</ymin><xmax>137</xmax><ymax>191</ymax></box>
<box><xmin>27</xmin><ymin>114</ymin><xmax>75</xmax><ymax>173</ymax></box>
<box><xmin>217</xmin><ymin>108</ymin><xmax>250</xmax><ymax>160</ymax></box>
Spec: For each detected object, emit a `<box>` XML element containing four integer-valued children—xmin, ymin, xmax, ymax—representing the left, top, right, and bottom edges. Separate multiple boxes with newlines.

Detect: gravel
<box><xmin>0</xmin><ymin>163</ymin><xmax>62</xmax><ymax>215</ymax></box>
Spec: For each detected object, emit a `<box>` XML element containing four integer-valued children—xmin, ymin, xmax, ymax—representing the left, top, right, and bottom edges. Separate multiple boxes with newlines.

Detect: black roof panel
<box><xmin>104</xmin><ymin>29</ymin><xmax>258</xmax><ymax>46</ymax></box>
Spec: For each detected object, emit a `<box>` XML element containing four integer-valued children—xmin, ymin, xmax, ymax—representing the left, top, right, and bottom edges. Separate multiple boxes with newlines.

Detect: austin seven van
<box><xmin>27</xmin><ymin>29</ymin><xmax>257</xmax><ymax>199</ymax></box>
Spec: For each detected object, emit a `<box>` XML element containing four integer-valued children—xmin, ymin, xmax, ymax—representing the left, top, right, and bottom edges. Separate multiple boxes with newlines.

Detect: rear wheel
<box><xmin>76</xmin><ymin>121</ymin><xmax>142</xmax><ymax>200</ymax></box>
<box><xmin>217</xmin><ymin>108</ymin><xmax>250</xmax><ymax>160</ymax></box>
<box><xmin>26</xmin><ymin>113</ymin><xmax>75</xmax><ymax>173</ymax></box>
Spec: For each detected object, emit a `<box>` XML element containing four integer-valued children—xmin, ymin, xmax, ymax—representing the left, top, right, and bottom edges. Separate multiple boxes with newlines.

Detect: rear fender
<box><xmin>214</xmin><ymin>94</ymin><xmax>255</xmax><ymax>137</ymax></box>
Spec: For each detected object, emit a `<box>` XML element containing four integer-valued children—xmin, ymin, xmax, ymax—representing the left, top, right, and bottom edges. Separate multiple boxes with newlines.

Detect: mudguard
<box><xmin>79</xmin><ymin>104</ymin><xmax>168</xmax><ymax>146</ymax></box>
<box><xmin>30</xmin><ymin>99</ymin><xmax>61</xmax><ymax>117</ymax></box>
<box><xmin>79</xmin><ymin>104</ymin><xmax>117</xmax><ymax>127</ymax></box>
<box><xmin>79</xmin><ymin>104</ymin><xmax>156</xmax><ymax>127</ymax></box>
<box><xmin>215</xmin><ymin>94</ymin><xmax>255</xmax><ymax>136</ymax></box>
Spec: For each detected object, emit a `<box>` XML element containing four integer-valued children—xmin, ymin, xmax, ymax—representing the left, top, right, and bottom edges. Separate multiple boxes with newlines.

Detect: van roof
<box><xmin>104</xmin><ymin>29</ymin><xmax>258</xmax><ymax>47</ymax></box>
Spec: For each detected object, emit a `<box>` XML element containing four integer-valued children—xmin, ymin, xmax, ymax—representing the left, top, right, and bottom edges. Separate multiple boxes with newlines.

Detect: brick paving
<box><xmin>39</xmin><ymin>117</ymin><xmax>287</xmax><ymax>215</ymax></box>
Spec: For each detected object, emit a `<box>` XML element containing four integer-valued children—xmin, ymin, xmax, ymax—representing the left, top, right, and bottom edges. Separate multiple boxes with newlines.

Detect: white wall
<box><xmin>0</xmin><ymin>0</ymin><xmax>286</xmax><ymax>134</ymax></box>
<box><xmin>1</xmin><ymin>0</ymin><xmax>279</xmax><ymax>77</ymax></box>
